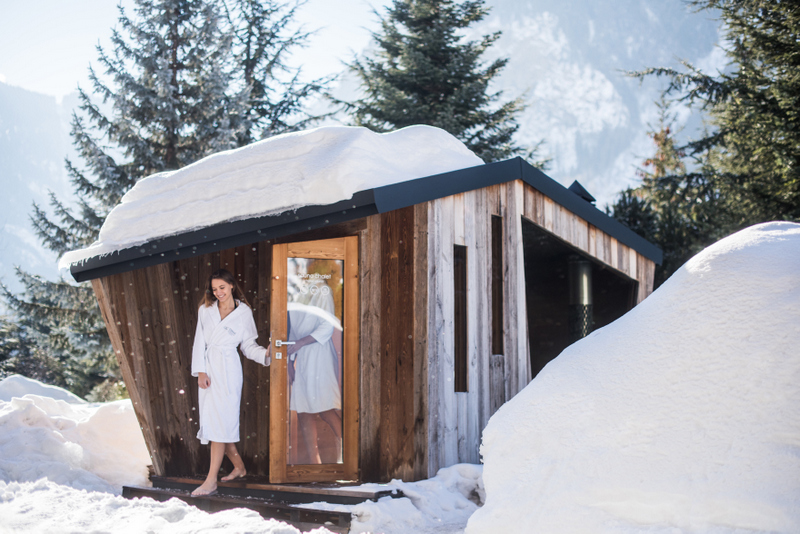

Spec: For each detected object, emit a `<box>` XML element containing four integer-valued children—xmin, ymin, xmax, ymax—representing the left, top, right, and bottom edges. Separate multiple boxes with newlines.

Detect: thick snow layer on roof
<box><xmin>467</xmin><ymin>222</ymin><xmax>800</xmax><ymax>534</ymax></box>
<box><xmin>60</xmin><ymin>125</ymin><xmax>483</xmax><ymax>268</ymax></box>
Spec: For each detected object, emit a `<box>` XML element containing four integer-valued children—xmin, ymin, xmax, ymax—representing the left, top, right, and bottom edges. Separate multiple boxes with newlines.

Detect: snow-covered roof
<box><xmin>469</xmin><ymin>221</ymin><xmax>800</xmax><ymax>533</ymax></box>
<box><xmin>60</xmin><ymin>125</ymin><xmax>483</xmax><ymax>269</ymax></box>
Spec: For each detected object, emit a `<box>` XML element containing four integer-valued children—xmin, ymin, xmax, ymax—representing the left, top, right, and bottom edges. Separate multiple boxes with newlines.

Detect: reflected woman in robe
<box><xmin>286</xmin><ymin>300</ymin><xmax>343</xmax><ymax>464</ymax></box>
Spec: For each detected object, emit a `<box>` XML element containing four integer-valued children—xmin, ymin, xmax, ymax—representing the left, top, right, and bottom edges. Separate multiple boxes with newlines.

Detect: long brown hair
<box><xmin>202</xmin><ymin>269</ymin><xmax>250</xmax><ymax>308</ymax></box>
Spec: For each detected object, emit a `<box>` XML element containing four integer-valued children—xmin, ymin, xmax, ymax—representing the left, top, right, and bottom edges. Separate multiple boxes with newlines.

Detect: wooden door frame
<box><xmin>269</xmin><ymin>236</ymin><xmax>359</xmax><ymax>483</ymax></box>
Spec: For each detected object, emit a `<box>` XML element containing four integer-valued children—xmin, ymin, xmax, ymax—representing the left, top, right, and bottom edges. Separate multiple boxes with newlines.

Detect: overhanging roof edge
<box><xmin>518</xmin><ymin>163</ymin><xmax>663</xmax><ymax>264</ymax></box>
<box><xmin>70</xmin><ymin>157</ymin><xmax>661</xmax><ymax>282</ymax></box>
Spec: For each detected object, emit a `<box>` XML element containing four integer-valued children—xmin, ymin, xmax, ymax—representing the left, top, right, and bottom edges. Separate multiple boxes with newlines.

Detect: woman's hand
<box><xmin>287</xmin><ymin>335</ymin><xmax>316</xmax><ymax>356</ymax></box>
<box><xmin>198</xmin><ymin>372</ymin><xmax>210</xmax><ymax>389</ymax></box>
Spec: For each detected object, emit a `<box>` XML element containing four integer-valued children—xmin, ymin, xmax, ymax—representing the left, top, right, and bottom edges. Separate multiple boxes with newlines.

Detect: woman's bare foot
<box><xmin>191</xmin><ymin>481</ymin><xmax>218</xmax><ymax>496</ymax></box>
<box><xmin>220</xmin><ymin>467</ymin><xmax>246</xmax><ymax>481</ymax></box>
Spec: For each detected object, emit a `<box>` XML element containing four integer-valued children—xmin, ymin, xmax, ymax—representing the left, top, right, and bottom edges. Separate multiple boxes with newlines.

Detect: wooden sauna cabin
<box><xmin>69</xmin><ymin>156</ymin><xmax>662</xmax><ymax>485</ymax></box>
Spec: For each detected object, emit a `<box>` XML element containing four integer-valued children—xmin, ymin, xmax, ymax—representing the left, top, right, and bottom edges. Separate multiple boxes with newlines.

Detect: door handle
<box><xmin>274</xmin><ymin>339</ymin><xmax>295</xmax><ymax>347</ymax></box>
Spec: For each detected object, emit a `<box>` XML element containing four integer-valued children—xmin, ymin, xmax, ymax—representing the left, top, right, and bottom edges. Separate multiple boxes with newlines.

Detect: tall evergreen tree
<box><xmin>608</xmin><ymin>100</ymin><xmax>732</xmax><ymax>286</ymax></box>
<box><xmin>346</xmin><ymin>0</ymin><xmax>531</xmax><ymax>163</ymax></box>
<box><xmin>224</xmin><ymin>0</ymin><xmax>331</xmax><ymax>143</ymax></box>
<box><xmin>2</xmin><ymin>0</ymin><xmax>327</xmax><ymax>399</ymax></box>
<box><xmin>632</xmin><ymin>0</ymin><xmax>800</xmax><ymax>227</ymax></box>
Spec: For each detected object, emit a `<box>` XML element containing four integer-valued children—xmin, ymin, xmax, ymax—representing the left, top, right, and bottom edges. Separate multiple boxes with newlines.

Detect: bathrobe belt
<box><xmin>204</xmin><ymin>344</ymin><xmax>238</xmax><ymax>396</ymax></box>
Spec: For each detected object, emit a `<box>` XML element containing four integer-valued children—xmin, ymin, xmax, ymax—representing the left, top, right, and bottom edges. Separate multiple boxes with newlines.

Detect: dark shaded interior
<box><xmin>522</xmin><ymin>218</ymin><xmax>637</xmax><ymax>379</ymax></box>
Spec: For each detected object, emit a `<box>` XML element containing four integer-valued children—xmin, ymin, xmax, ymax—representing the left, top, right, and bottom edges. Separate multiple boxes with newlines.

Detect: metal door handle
<box><xmin>274</xmin><ymin>339</ymin><xmax>295</xmax><ymax>347</ymax></box>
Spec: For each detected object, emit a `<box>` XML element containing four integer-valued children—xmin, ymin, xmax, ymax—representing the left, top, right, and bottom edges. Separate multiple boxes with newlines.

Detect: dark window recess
<box><xmin>454</xmin><ymin>244</ymin><xmax>468</xmax><ymax>392</ymax></box>
<box><xmin>491</xmin><ymin>216</ymin><xmax>504</xmax><ymax>355</ymax></box>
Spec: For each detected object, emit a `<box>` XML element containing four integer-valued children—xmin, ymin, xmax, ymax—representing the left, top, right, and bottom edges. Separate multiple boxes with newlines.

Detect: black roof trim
<box><xmin>70</xmin><ymin>157</ymin><xmax>661</xmax><ymax>282</ymax></box>
<box><xmin>568</xmin><ymin>180</ymin><xmax>596</xmax><ymax>204</ymax></box>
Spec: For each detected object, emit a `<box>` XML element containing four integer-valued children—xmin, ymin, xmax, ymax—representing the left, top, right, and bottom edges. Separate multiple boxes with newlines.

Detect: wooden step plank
<box><xmin>150</xmin><ymin>476</ymin><xmax>400</xmax><ymax>505</ymax></box>
<box><xmin>122</xmin><ymin>486</ymin><xmax>350</xmax><ymax>533</ymax></box>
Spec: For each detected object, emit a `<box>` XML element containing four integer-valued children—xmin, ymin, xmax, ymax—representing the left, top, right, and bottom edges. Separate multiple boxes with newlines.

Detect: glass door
<box><xmin>269</xmin><ymin>237</ymin><xmax>359</xmax><ymax>483</ymax></box>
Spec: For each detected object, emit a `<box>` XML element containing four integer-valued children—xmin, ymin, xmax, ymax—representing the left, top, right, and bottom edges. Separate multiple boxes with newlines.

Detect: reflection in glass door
<box><xmin>270</xmin><ymin>236</ymin><xmax>358</xmax><ymax>483</ymax></box>
<box><xmin>285</xmin><ymin>258</ymin><xmax>344</xmax><ymax>465</ymax></box>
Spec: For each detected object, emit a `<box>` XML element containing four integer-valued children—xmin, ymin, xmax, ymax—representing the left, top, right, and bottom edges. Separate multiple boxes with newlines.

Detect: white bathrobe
<box><xmin>288</xmin><ymin>302</ymin><xmax>342</xmax><ymax>414</ymax></box>
<box><xmin>191</xmin><ymin>301</ymin><xmax>269</xmax><ymax>444</ymax></box>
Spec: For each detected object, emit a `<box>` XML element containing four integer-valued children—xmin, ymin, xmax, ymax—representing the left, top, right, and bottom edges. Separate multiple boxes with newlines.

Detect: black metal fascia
<box><xmin>371</xmin><ymin>158</ymin><xmax>520</xmax><ymax>212</ymax></box>
<box><xmin>70</xmin><ymin>190</ymin><xmax>379</xmax><ymax>282</ymax></box>
<box><xmin>517</xmin><ymin>161</ymin><xmax>664</xmax><ymax>264</ymax></box>
<box><xmin>371</xmin><ymin>157</ymin><xmax>663</xmax><ymax>265</ymax></box>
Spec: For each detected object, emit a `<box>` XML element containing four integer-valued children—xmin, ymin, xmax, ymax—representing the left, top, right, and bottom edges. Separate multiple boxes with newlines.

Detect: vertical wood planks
<box><xmin>506</xmin><ymin>180</ymin><xmax>531</xmax><ymax>391</ymax></box>
<box><xmin>379</xmin><ymin>206</ymin><xmax>416</xmax><ymax>480</ymax></box>
<box><xmin>464</xmin><ymin>188</ymin><xmax>486</xmax><ymax>464</ymax></box>
<box><xmin>412</xmin><ymin>203</ymin><xmax>430</xmax><ymax>480</ymax></box>
<box><xmin>427</xmin><ymin>194</ymin><xmax>458</xmax><ymax>474</ymax></box>
<box><xmin>359</xmin><ymin>214</ymin><xmax>382</xmax><ymax>482</ymax></box>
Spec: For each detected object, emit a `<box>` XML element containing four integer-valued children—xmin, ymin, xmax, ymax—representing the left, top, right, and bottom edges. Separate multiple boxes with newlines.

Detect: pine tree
<box><xmin>346</xmin><ymin>0</ymin><xmax>530</xmax><ymax>163</ymax></box>
<box><xmin>608</xmin><ymin>100</ymin><xmax>732</xmax><ymax>285</ymax></box>
<box><xmin>2</xmin><ymin>0</ymin><xmax>327</xmax><ymax>399</ymax></box>
<box><xmin>224</xmin><ymin>0</ymin><xmax>331</xmax><ymax>143</ymax></box>
<box><xmin>632</xmin><ymin>0</ymin><xmax>800</xmax><ymax>227</ymax></box>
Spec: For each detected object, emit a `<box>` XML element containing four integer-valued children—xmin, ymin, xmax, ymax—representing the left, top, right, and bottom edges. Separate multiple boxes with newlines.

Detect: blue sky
<box><xmin>0</xmin><ymin>0</ymin><xmax>389</xmax><ymax>101</ymax></box>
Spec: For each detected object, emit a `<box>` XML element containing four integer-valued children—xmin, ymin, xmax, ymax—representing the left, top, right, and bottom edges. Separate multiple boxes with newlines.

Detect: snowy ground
<box><xmin>0</xmin><ymin>375</ymin><xmax>481</xmax><ymax>533</ymax></box>
<box><xmin>469</xmin><ymin>222</ymin><xmax>800</xmax><ymax>533</ymax></box>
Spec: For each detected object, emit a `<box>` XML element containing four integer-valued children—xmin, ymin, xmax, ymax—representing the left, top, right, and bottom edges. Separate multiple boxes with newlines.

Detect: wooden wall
<box><xmin>422</xmin><ymin>179</ymin><xmax>657</xmax><ymax>477</ymax></box>
<box><xmin>358</xmin><ymin>205</ymin><xmax>430</xmax><ymax>482</ymax></box>
<box><xmin>92</xmin><ymin>244</ymin><xmax>272</xmax><ymax>477</ymax></box>
<box><xmin>424</xmin><ymin>181</ymin><xmax>531</xmax><ymax>475</ymax></box>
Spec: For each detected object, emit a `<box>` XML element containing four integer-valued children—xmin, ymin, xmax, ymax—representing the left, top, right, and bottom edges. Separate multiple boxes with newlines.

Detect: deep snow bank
<box><xmin>60</xmin><ymin>125</ymin><xmax>483</xmax><ymax>268</ymax></box>
<box><xmin>0</xmin><ymin>376</ymin><xmax>481</xmax><ymax>533</ymax></box>
<box><xmin>0</xmin><ymin>375</ymin><xmax>150</xmax><ymax>493</ymax></box>
<box><xmin>467</xmin><ymin>222</ymin><xmax>800</xmax><ymax>534</ymax></box>
<box><xmin>0</xmin><ymin>374</ymin><xmax>85</xmax><ymax>403</ymax></box>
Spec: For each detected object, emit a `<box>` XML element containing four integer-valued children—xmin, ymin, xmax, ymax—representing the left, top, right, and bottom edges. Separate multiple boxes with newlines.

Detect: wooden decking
<box><xmin>122</xmin><ymin>476</ymin><xmax>402</xmax><ymax>533</ymax></box>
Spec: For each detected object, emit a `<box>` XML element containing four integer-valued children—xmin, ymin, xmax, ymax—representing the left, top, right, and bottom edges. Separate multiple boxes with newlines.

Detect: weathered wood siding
<box><xmin>92</xmin><ymin>244</ymin><xmax>272</xmax><ymax>477</ymax></box>
<box><xmin>423</xmin><ymin>180</ymin><xmax>657</xmax><ymax>476</ymax></box>
<box><xmin>358</xmin><ymin>205</ymin><xmax>429</xmax><ymax>482</ymax></box>
<box><xmin>425</xmin><ymin>181</ymin><xmax>530</xmax><ymax>475</ymax></box>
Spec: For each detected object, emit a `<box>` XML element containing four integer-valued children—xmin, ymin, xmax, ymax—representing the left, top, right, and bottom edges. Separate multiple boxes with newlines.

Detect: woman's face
<box><xmin>211</xmin><ymin>279</ymin><xmax>233</xmax><ymax>305</ymax></box>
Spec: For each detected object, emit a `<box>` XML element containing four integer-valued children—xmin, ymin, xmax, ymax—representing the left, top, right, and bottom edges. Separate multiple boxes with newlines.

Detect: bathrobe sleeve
<box><xmin>239</xmin><ymin>304</ymin><xmax>271</xmax><ymax>367</ymax></box>
<box><xmin>308</xmin><ymin>316</ymin><xmax>334</xmax><ymax>345</ymax></box>
<box><xmin>191</xmin><ymin>305</ymin><xmax>207</xmax><ymax>377</ymax></box>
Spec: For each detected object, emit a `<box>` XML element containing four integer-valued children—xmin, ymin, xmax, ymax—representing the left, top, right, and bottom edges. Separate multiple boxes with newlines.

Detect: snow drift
<box><xmin>468</xmin><ymin>222</ymin><xmax>800</xmax><ymax>534</ymax></box>
<box><xmin>60</xmin><ymin>125</ymin><xmax>483</xmax><ymax>268</ymax></box>
<box><xmin>0</xmin><ymin>375</ymin><xmax>480</xmax><ymax>533</ymax></box>
<box><xmin>0</xmin><ymin>375</ymin><xmax>150</xmax><ymax>493</ymax></box>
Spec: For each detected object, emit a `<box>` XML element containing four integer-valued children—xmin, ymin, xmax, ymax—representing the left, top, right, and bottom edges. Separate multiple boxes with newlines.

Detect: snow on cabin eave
<box><xmin>67</xmin><ymin>189</ymin><xmax>380</xmax><ymax>283</ymax></box>
<box><xmin>65</xmin><ymin>156</ymin><xmax>663</xmax><ymax>283</ymax></box>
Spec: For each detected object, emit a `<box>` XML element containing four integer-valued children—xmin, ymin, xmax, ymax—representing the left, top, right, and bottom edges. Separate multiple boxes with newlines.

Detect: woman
<box><xmin>286</xmin><ymin>301</ymin><xmax>343</xmax><ymax>464</ymax></box>
<box><xmin>190</xmin><ymin>269</ymin><xmax>270</xmax><ymax>496</ymax></box>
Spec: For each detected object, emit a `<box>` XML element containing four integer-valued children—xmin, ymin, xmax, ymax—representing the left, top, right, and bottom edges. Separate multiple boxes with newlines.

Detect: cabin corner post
<box><xmin>426</xmin><ymin>195</ymin><xmax>459</xmax><ymax>476</ymax></box>
<box><xmin>91</xmin><ymin>277</ymin><xmax>162</xmax><ymax>474</ymax></box>
<box><xmin>503</xmin><ymin>181</ymin><xmax>532</xmax><ymax>396</ymax></box>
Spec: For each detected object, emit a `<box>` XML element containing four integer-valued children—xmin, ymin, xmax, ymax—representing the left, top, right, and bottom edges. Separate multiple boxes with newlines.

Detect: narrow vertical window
<box><xmin>491</xmin><ymin>216</ymin><xmax>504</xmax><ymax>355</ymax></box>
<box><xmin>454</xmin><ymin>244</ymin><xmax>468</xmax><ymax>392</ymax></box>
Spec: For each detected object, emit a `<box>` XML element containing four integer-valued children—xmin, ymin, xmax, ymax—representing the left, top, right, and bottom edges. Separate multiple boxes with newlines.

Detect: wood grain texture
<box><xmin>342</xmin><ymin>235</ymin><xmax>360</xmax><ymax>481</ymax></box>
<box><xmin>358</xmin><ymin>215</ymin><xmax>382</xmax><ymax>482</ymax></box>
<box><xmin>379</xmin><ymin>207</ymin><xmax>416</xmax><ymax>481</ymax></box>
<box><xmin>412</xmin><ymin>202</ymin><xmax>430</xmax><ymax>480</ymax></box>
<box><xmin>269</xmin><ymin>244</ymin><xmax>289</xmax><ymax>483</ymax></box>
